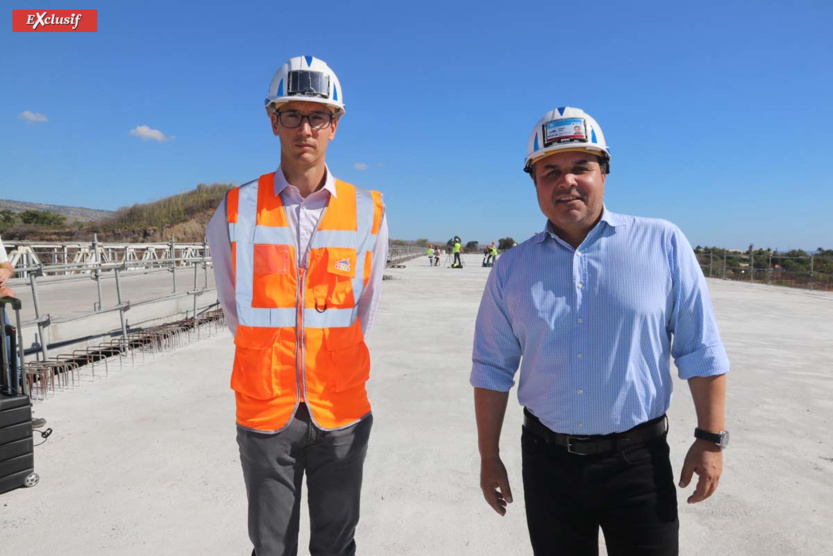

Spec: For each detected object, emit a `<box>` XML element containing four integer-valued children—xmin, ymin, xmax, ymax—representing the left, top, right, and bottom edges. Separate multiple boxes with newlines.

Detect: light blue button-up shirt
<box><xmin>470</xmin><ymin>208</ymin><xmax>729</xmax><ymax>435</ymax></box>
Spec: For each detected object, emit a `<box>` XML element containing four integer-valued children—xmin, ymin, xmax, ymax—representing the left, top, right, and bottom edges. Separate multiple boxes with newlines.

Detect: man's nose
<box><xmin>556</xmin><ymin>172</ymin><xmax>577</xmax><ymax>189</ymax></box>
<box><xmin>297</xmin><ymin>118</ymin><xmax>313</xmax><ymax>135</ymax></box>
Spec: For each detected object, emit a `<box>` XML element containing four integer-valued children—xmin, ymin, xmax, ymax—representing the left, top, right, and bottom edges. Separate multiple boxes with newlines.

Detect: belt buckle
<box><xmin>566</xmin><ymin>436</ymin><xmax>591</xmax><ymax>456</ymax></box>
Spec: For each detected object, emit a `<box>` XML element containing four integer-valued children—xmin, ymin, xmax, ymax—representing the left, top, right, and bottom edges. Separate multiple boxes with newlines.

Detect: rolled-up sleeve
<box><xmin>206</xmin><ymin>196</ymin><xmax>238</xmax><ymax>335</ymax></box>
<box><xmin>470</xmin><ymin>260</ymin><xmax>522</xmax><ymax>391</ymax></box>
<box><xmin>358</xmin><ymin>211</ymin><xmax>388</xmax><ymax>337</ymax></box>
<box><xmin>668</xmin><ymin>227</ymin><xmax>730</xmax><ymax>379</ymax></box>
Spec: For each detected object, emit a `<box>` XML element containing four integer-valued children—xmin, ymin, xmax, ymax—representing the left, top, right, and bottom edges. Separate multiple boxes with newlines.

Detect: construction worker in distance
<box><xmin>427</xmin><ymin>244</ymin><xmax>435</xmax><ymax>266</ymax></box>
<box><xmin>452</xmin><ymin>236</ymin><xmax>463</xmax><ymax>268</ymax></box>
<box><xmin>486</xmin><ymin>241</ymin><xmax>498</xmax><ymax>267</ymax></box>
<box><xmin>206</xmin><ymin>55</ymin><xmax>388</xmax><ymax>556</ymax></box>
<box><xmin>471</xmin><ymin>106</ymin><xmax>728</xmax><ymax>555</ymax></box>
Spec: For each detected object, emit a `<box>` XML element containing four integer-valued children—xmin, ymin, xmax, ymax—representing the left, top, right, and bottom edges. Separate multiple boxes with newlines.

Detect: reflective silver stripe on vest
<box><xmin>362</xmin><ymin>235</ymin><xmax>377</xmax><ymax>253</ymax></box>
<box><xmin>310</xmin><ymin>229</ymin><xmax>358</xmax><ymax>249</ymax></box>
<box><xmin>234</xmin><ymin>181</ymin><xmax>260</xmax><ymax>302</ymax></box>
<box><xmin>303</xmin><ymin>306</ymin><xmax>358</xmax><ymax>329</ymax></box>
<box><xmin>254</xmin><ymin>226</ymin><xmax>294</xmax><ymax>245</ymax></box>
<box><xmin>353</xmin><ymin>187</ymin><xmax>379</xmax><ymax>295</ymax></box>
<box><xmin>237</xmin><ymin>306</ymin><xmax>296</xmax><ymax>328</ymax></box>
<box><xmin>230</xmin><ymin>222</ymin><xmax>257</xmax><ymax>243</ymax></box>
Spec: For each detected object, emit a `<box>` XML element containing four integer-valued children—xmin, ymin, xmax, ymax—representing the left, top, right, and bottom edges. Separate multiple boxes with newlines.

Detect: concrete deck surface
<box><xmin>1</xmin><ymin>254</ymin><xmax>831</xmax><ymax>555</ymax></box>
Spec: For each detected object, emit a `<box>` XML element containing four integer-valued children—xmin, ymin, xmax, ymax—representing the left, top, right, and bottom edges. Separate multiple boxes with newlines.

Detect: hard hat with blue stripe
<box><xmin>265</xmin><ymin>56</ymin><xmax>345</xmax><ymax>116</ymax></box>
<box><xmin>524</xmin><ymin>106</ymin><xmax>610</xmax><ymax>174</ymax></box>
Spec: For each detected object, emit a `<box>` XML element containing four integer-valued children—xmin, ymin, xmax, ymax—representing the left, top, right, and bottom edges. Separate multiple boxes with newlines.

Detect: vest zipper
<box><xmin>298</xmin><ymin>187</ymin><xmax>330</xmax><ymax>425</ymax></box>
<box><xmin>296</xmin><ymin>267</ymin><xmax>306</xmax><ymax>401</ymax></box>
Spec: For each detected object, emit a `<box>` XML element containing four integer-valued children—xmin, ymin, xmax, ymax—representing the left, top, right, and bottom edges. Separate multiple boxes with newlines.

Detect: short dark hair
<box><xmin>598</xmin><ymin>156</ymin><xmax>610</xmax><ymax>175</ymax></box>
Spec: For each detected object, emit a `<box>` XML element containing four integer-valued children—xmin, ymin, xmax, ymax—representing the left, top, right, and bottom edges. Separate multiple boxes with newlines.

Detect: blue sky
<box><xmin>2</xmin><ymin>0</ymin><xmax>831</xmax><ymax>250</ymax></box>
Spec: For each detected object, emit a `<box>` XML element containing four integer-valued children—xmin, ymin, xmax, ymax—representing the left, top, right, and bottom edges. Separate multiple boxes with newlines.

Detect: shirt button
<box><xmin>578</xmin><ymin>422</ymin><xmax>584</xmax><ymax>428</ymax></box>
<box><xmin>577</xmin><ymin>353</ymin><xmax>583</xmax><ymax>359</ymax></box>
<box><xmin>577</xmin><ymin>283</ymin><xmax>583</xmax><ymax>289</ymax></box>
<box><xmin>577</xmin><ymin>318</ymin><xmax>583</xmax><ymax>323</ymax></box>
<box><xmin>577</xmin><ymin>389</ymin><xmax>584</xmax><ymax>395</ymax></box>
<box><xmin>576</xmin><ymin>250</ymin><xmax>582</xmax><ymax>256</ymax></box>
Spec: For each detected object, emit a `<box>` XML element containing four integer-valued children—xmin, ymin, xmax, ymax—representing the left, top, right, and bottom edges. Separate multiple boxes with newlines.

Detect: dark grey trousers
<box><xmin>237</xmin><ymin>403</ymin><xmax>373</xmax><ymax>556</ymax></box>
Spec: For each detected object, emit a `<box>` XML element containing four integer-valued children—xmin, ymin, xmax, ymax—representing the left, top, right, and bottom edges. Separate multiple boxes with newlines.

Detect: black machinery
<box><xmin>0</xmin><ymin>296</ymin><xmax>38</xmax><ymax>494</ymax></box>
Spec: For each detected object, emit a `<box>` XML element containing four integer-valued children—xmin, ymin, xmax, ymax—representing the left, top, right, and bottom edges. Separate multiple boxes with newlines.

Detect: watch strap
<box><xmin>694</xmin><ymin>428</ymin><xmax>723</xmax><ymax>444</ymax></box>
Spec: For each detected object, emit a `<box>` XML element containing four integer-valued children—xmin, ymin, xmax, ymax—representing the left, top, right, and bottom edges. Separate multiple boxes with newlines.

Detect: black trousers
<box><xmin>521</xmin><ymin>426</ymin><xmax>679</xmax><ymax>556</ymax></box>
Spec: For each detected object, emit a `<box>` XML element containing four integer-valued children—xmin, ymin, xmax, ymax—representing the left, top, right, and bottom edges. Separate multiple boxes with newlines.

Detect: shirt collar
<box><xmin>599</xmin><ymin>206</ymin><xmax>625</xmax><ymax>227</ymax></box>
<box><xmin>273</xmin><ymin>164</ymin><xmax>338</xmax><ymax>198</ymax></box>
<box><xmin>534</xmin><ymin>205</ymin><xmax>625</xmax><ymax>244</ymax></box>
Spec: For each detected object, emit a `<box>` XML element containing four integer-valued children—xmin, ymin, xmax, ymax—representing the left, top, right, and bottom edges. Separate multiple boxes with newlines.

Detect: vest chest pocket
<box><xmin>312</xmin><ymin>248</ymin><xmax>357</xmax><ymax>309</ymax></box>
<box><xmin>251</xmin><ymin>244</ymin><xmax>296</xmax><ymax>309</ymax></box>
<box><xmin>325</xmin><ymin>325</ymin><xmax>370</xmax><ymax>393</ymax></box>
<box><xmin>231</xmin><ymin>328</ymin><xmax>282</xmax><ymax>399</ymax></box>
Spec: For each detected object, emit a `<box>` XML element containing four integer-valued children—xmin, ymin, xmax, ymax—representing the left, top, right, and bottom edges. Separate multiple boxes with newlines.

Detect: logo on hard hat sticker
<box><xmin>334</xmin><ymin>259</ymin><xmax>351</xmax><ymax>273</ymax></box>
<box><xmin>543</xmin><ymin>118</ymin><xmax>587</xmax><ymax>147</ymax></box>
<box><xmin>12</xmin><ymin>10</ymin><xmax>98</xmax><ymax>32</ymax></box>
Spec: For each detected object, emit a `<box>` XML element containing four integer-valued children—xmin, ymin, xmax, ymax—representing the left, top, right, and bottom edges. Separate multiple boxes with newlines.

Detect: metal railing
<box><xmin>5</xmin><ymin>236</ymin><xmax>210</xmax><ymax>278</ymax></box>
<box><xmin>697</xmin><ymin>252</ymin><xmax>833</xmax><ymax>292</ymax></box>
<box><xmin>5</xmin><ymin>238</ymin><xmax>215</xmax><ymax>362</ymax></box>
<box><xmin>388</xmin><ymin>246</ymin><xmax>426</xmax><ymax>265</ymax></box>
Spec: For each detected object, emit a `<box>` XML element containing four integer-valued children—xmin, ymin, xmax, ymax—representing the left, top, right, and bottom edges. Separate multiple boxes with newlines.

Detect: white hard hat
<box><xmin>524</xmin><ymin>106</ymin><xmax>610</xmax><ymax>174</ymax></box>
<box><xmin>265</xmin><ymin>56</ymin><xmax>345</xmax><ymax>116</ymax></box>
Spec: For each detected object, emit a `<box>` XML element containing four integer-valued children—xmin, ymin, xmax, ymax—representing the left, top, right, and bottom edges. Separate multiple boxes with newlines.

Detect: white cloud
<box><xmin>18</xmin><ymin>111</ymin><xmax>48</xmax><ymax>124</ymax></box>
<box><xmin>130</xmin><ymin>125</ymin><xmax>174</xmax><ymax>142</ymax></box>
<box><xmin>353</xmin><ymin>162</ymin><xmax>369</xmax><ymax>171</ymax></box>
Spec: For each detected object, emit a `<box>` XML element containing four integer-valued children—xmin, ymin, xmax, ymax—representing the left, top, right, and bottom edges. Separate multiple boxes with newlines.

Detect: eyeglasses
<box><xmin>275</xmin><ymin>110</ymin><xmax>335</xmax><ymax>130</ymax></box>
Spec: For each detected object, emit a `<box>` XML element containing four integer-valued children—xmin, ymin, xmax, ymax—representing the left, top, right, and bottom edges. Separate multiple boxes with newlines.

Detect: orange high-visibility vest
<box><xmin>226</xmin><ymin>172</ymin><xmax>385</xmax><ymax>432</ymax></box>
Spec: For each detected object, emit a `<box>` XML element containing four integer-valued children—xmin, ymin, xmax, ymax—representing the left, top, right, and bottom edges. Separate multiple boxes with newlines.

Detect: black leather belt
<box><xmin>523</xmin><ymin>409</ymin><xmax>668</xmax><ymax>456</ymax></box>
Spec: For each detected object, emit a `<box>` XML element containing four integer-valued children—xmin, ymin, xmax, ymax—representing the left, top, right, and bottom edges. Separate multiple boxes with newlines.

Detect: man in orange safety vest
<box><xmin>207</xmin><ymin>55</ymin><xmax>388</xmax><ymax>556</ymax></box>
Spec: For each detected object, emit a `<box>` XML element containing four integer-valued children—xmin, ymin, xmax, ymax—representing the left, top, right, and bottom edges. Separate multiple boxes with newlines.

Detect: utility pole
<box><xmin>810</xmin><ymin>254</ymin><xmax>815</xmax><ymax>291</ymax></box>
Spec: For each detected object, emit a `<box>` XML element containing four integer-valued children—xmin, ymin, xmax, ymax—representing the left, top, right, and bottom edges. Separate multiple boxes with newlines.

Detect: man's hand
<box><xmin>0</xmin><ymin>267</ymin><xmax>12</xmax><ymax>287</ymax></box>
<box><xmin>480</xmin><ymin>456</ymin><xmax>513</xmax><ymax>516</ymax></box>
<box><xmin>0</xmin><ymin>285</ymin><xmax>16</xmax><ymax>299</ymax></box>
<box><xmin>679</xmin><ymin>439</ymin><xmax>722</xmax><ymax>504</ymax></box>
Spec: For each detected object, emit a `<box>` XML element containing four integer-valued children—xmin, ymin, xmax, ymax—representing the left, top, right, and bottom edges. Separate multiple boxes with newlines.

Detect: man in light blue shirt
<box><xmin>471</xmin><ymin>106</ymin><xmax>729</xmax><ymax>555</ymax></box>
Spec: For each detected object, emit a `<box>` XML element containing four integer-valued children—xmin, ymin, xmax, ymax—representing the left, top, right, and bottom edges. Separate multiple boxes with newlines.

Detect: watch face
<box><xmin>719</xmin><ymin>430</ymin><xmax>730</xmax><ymax>450</ymax></box>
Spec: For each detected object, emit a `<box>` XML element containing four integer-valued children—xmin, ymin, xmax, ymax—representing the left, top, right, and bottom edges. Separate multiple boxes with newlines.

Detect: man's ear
<box><xmin>328</xmin><ymin>115</ymin><xmax>339</xmax><ymax>140</ymax></box>
<box><xmin>270</xmin><ymin>112</ymin><xmax>280</xmax><ymax>136</ymax></box>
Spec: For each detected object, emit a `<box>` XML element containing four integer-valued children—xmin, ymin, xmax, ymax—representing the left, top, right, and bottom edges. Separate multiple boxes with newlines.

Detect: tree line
<box><xmin>0</xmin><ymin>209</ymin><xmax>68</xmax><ymax>232</ymax></box>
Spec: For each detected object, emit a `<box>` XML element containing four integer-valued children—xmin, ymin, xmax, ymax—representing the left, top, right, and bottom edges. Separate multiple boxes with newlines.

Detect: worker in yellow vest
<box><xmin>488</xmin><ymin>242</ymin><xmax>499</xmax><ymax>266</ymax></box>
<box><xmin>206</xmin><ymin>55</ymin><xmax>388</xmax><ymax>556</ymax></box>
<box><xmin>452</xmin><ymin>236</ymin><xmax>463</xmax><ymax>268</ymax></box>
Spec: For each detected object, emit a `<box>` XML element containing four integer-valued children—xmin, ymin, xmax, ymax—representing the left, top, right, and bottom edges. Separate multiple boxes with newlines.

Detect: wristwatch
<box><xmin>694</xmin><ymin>428</ymin><xmax>729</xmax><ymax>450</ymax></box>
